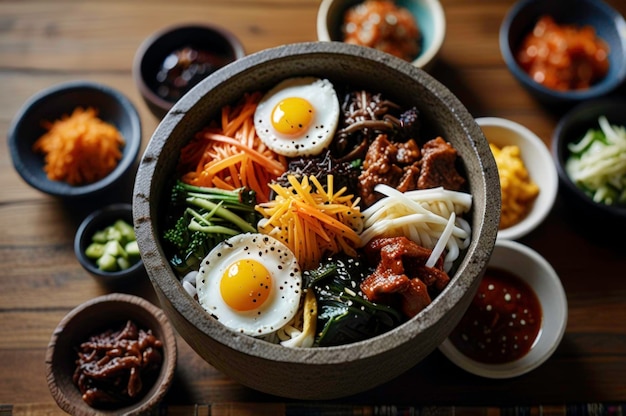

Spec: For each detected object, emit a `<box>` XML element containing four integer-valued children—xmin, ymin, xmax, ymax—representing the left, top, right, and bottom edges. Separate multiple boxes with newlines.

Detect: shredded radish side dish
<box><xmin>566</xmin><ymin>116</ymin><xmax>626</xmax><ymax>206</ymax></box>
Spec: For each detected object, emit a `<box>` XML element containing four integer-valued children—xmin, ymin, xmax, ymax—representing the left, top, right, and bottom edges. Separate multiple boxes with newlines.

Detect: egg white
<box><xmin>195</xmin><ymin>233</ymin><xmax>302</xmax><ymax>336</ymax></box>
<box><xmin>254</xmin><ymin>77</ymin><xmax>340</xmax><ymax>157</ymax></box>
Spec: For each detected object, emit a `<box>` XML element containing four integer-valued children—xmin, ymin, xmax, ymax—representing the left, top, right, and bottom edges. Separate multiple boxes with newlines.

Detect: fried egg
<box><xmin>195</xmin><ymin>233</ymin><xmax>302</xmax><ymax>336</ymax></box>
<box><xmin>254</xmin><ymin>77</ymin><xmax>340</xmax><ymax>157</ymax></box>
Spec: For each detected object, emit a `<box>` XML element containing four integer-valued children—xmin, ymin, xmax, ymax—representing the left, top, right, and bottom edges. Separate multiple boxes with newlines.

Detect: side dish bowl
<box><xmin>133</xmin><ymin>41</ymin><xmax>499</xmax><ymax>400</ymax></box>
<box><xmin>499</xmin><ymin>0</ymin><xmax>626</xmax><ymax>105</ymax></box>
<box><xmin>552</xmin><ymin>97</ymin><xmax>626</xmax><ymax>227</ymax></box>
<box><xmin>45</xmin><ymin>293</ymin><xmax>177</xmax><ymax>416</ymax></box>
<box><xmin>439</xmin><ymin>239</ymin><xmax>568</xmax><ymax>379</ymax></box>
<box><xmin>7</xmin><ymin>81</ymin><xmax>142</xmax><ymax>199</ymax></box>
<box><xmin>317</xmin><ymin>0</ymin><xmax>446</xmax><ymax>71</ymax></box>
<box><xmin>133</xmin><ymin>23</ymin><xmax>246</xmax><ymax>119</ymax></box>
<box><xmin>74</xmin><ymin>203</ymin><xmax>146</xmax><ymax>286</ymax></box>
<box><xmin>476</xmin><ymin>117</ymin><xmax>558</xmax><ymax>240</ymax></box>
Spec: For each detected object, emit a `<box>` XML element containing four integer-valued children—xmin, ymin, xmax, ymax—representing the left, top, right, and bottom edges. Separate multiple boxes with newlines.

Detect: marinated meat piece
<box><xmin>395</xmin><ymin>138</ymin><xmax>420</xmax><ymax>164</ymax></box>
<box><xmin>360</xmin><ymin>236</ymin><xmax>450</xmax><ymax>318</ymax></box>
<box><xmin>358</xmin><ymin>135</ymin><xmax>422</xmax><ymax>206</ymax></box>
<box><xmin>396</xmin><ymin>164</ymin><xmax>420</xmax><ymax>193</ymax></box>
<box><xmin>418</xmin><ymin>137</ymin><xmax>465</xmax><ymax>191</ymax></box>
<box><xmin>360</xmin><ymin>269</ymin><xmax>410</xmax><ymax>300</ymax></box>
<box><xmin>400</xmin><ymin>278</ymin><xmax>432</xmax><ymax>318</ymax></box>
<box><xmin>415</xmin><ymin>264</ymin><xmax>450</xmax><ymax>291</ymax></box>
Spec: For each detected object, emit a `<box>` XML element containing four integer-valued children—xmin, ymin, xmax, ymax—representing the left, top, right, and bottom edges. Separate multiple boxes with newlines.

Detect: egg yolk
<box><xmin>271</xmin><ymin>97</ymin><xmax>314</xmax><ymax>137</ymax></box>
<box><xmin>220</xmin><ymin>259</ymin><xmax>273</xmax><ymax>311</ymax></box>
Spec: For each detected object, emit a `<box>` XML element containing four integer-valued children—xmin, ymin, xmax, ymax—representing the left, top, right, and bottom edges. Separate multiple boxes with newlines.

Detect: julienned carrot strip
<box><xmin>295</xmin><ymin>201</ymin><xmax>361</xmax><ymax>244</ymax></box>
<box><xmin>206</xmin><ymin>133</ymin><xmax>285</xmax><ymax>175</ymax></box>
<box><xmin>177</xmin><ymin>93</ymin><xmax>286</xmax><ymax>203</ymax></box>
<box><xmin>32</xmin><ymin>107</ymin><xmax>125</xmax><ymax>186</ymax></box>
<box><xmin>256</xmin><ymin>174</ymin><xmax>363</xmax><ymax>270</ymax></box>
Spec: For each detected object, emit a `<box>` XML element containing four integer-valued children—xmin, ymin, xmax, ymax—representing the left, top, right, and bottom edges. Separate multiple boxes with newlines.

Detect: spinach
<box><xmin>305</xmin><ymin>254</ymin><xmax>404</xmax><ymax>347</ymax></box>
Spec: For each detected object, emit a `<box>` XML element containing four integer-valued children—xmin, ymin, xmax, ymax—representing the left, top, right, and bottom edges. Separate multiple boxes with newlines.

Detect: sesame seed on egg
<box><xmin>195</xmin><ymin>233</ymin><xmax>302</xmax><ymax>337</ymax></box>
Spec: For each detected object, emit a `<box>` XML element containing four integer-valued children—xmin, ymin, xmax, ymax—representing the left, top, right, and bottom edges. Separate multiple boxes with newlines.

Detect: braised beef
<box><xmin>360</xmin><ymin>237</ymin><xmax>450</xmax><ymax>318</ymax></box>
<box><xmin>417</xmin><ymin>137</ymin><xmax>466</xmax><ymax>191</ymax></box>
<box><xmin>357</xmin><ymin>135</ymin><xmax>422</xmax><ymax>206</ymax></box>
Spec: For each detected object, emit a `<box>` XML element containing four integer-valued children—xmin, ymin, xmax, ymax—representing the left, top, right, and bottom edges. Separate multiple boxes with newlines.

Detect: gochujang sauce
<box><xmin>449</xmin><ymin>267</ymin><xmax>542</xmax><ymax>364</ymax></box>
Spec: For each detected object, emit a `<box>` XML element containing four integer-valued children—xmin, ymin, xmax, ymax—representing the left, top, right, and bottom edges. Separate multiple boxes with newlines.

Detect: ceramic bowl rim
<box><xmin>7</xmin><ymin>80</ymin><xmax>142</xmax><ymax>198</ymax></box>
<box><xmin>475</xmin><ymin>117</ymin><xmax>558</xmax><ymax>240</ymax></box>
<box><xmin>316</xmin><ymin>0</ymin><xmax>446</xmax><ymax>69</ymax></box>
<box><xmin>438</xmin><ymin>239</ymin><xmax>568</xmax><ymax>379</ymax></box>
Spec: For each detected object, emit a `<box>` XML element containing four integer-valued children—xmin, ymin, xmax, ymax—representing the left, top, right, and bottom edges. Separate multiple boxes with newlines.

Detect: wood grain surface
<box><xmin>1</xmin><ymin>0</ymin><xmax>625</xmax><ymax>414</ymax></box>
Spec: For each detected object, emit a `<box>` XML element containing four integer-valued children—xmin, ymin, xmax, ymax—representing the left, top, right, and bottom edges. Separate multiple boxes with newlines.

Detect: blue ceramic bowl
<box><xmin>8</xmin><ymin>81</ymin><xmax>142</xmax><ymax>198</ymax></box>
<box><xmin>317</xmin><ymin>0</ymin><xmax>446</xmax><ymax>71</ymax></box>
<box><xmin>499</xmin><ymin>0</ymin><xmax>626</xmax><ymax>105</ymax></box>
<box><xmin>552</xmin><ymin>97</ymin><xmax>626</xmax><ymax>227</ymax></box>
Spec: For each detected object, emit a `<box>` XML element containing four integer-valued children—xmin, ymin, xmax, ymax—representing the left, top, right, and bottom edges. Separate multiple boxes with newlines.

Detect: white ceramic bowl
<box><xmin>316</xmin><ymin>0</ymin><xmax>446</xmax><ymax>70</ymax></box>
<box><xmin>476</xmin><ymin>117</ymin><xmax>558</xmax><ymax>240</ymax></box>
<box><xmin>438</xmin><ymin>239</ymin><xmax>568</xmax><ymax>378</ymax></box>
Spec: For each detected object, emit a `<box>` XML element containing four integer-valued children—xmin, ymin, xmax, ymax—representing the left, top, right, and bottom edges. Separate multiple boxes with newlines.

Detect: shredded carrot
<box><xmin>178</xmin><ymin>92</ymin><xmax>287</xmax><ymax>203</ymax></box>
<box><xmin>255</xmin><ymin>174</ymin><xmax>363</xmax><ymax>270</ymax></box>
<box><xmin>32</xmin><ymin>107</ymin><xmax>125</xmax><ymax>185</ymax></box>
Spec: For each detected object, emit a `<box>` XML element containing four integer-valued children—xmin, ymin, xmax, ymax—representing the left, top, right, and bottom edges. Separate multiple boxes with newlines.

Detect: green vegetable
<box><xmin>566</xmin><ymin>116</ymin><xmax>626</xmax><ymax>206</ymax></box>
<box><xmin>305</xmin><ymin>254</ymin><xmax>404</xmax><ymax>347</ymax></box>
<box><xmin>85</xmin><ymin>219</ymin><xmax>140</xmax><ymax>272</ymax></box>
<box><xmin>163</xmin><ymin>181</ymin><xmax>260</xmax><ymax>275</ymax></box>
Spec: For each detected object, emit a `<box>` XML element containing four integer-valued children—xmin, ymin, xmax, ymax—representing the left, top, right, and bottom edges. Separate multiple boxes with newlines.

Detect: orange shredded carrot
<box><xmin>255</xmin><ymin>174</ymin><xmax>363</xmax><ymax>270</ymax></box>
<box><xmin>178</xmin><ymin>92</ymin><xmax>287</xmax><ymax>203</ymax></box>
<box><xmin>32</xmin><ymin>107</ymin><xmax>125</xmax><ymax>186</ymax></box>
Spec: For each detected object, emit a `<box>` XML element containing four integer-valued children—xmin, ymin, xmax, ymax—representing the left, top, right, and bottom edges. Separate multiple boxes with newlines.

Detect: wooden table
<box><xmin>2</xmin><ymin>1</ymin><xmax>625</xmax><ymax>414</ymax></box>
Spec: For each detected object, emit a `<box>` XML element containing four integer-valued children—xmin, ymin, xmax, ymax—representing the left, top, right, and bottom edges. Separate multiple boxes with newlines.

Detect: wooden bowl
<box><xmin>45</xmin><ymin>293</ymin><xmax>177</xmax><ymax>415</ymax></box>
<box><xmin>133</xmin><ymin>41</ymin><xmax>500</xmax><ymax>400</ymax></box>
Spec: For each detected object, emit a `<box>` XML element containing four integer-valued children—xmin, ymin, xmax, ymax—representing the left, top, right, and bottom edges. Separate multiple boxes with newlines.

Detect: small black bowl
<box><xmin>7</xmin><ymin>81</ymin><xmax>142</xmax><ymax>199</ymax></box>
<box><xmin>552</xmin><ymin>97</ymin><xmax>626</xmax><ymax>232</ymax></box>
<box><xmin>133</xmin><ymin>23</ymin><xmax>245</xmax><ymax>119</ymax></box>
<box><xmin>75</xmin><ymin>203</ymin><xmax>145</xmax><ymax>285</ymax></box>
<box><xmin>500</xmin><ymin>0</ymin><xmax>626</xmax><ymax>106</ymax></box>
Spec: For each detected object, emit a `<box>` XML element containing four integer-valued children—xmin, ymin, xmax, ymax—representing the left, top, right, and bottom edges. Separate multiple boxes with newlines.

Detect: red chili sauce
<box><xmin>449</xmin><ymin>267</ymin><xmax>542</xmax><ymax>364</ymax></box>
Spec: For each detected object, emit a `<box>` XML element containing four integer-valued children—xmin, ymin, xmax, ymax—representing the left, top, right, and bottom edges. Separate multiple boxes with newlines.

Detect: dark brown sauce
<box><xmin>449</xmin><ymin>267</ymin><xmax>542</xmax><ymax>364</ymax></box>
<box><xmin>155</xmin><ymin>46</ymin><xmax>234</xmax><ymax>102</ymax></box>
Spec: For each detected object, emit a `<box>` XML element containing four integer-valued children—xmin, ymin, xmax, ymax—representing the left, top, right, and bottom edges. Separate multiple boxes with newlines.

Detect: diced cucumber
<box><xmin>114</xmin><ymin>219</ymin><xmax>136</xmax><ymax>244</ymax></box>
<box><xmin>105</xmin><ymin>226</ymin><xmax>123</xmax><ymax>242</ymax></box>
<box><xmin>86</xmin><ymin>217</ymin><xmax>140</xmax><ymax>273</ymax></box>
<box><xmin>125</xmin><ymin>240</ymin><xmax>140</xmax><ymax>257</ymax></box>
<box><xmin>104</xmin><ymin>240</ymin><xmax>126</xmax><ymax>258</ymax></box>
<box><xmin>117</xmin><ymin>256</ymin><xmax>132</xmax><ymax>270</ymax></box>
<box><xmin>97</xmin><ymin>252</ymin><xmax>118</xmax><ymax>271</ymax></box>
<box><xmin>85</xmin><ymin>242</ymin><xmax>105</xmax><ymax>259</ymax></box>
<box><xmin>91</xmin><ymin>230</ymin><xmax>108</xmax><ymax>244</ymax></box>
